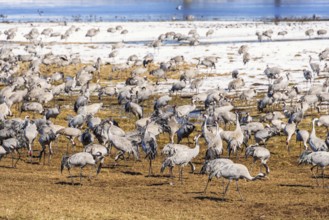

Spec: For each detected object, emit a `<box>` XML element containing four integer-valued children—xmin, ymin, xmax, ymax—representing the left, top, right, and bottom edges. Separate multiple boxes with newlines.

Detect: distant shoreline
<box><xmin>0</xmin><ymin>15</ymin><xmax>329</xmax><ymax>24</ymax></box>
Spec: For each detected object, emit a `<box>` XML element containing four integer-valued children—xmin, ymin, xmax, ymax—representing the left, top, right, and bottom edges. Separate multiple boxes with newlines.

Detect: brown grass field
<box><xmin>1</xmin><ymin>63</ymin><xmax>329</xmax><ymax>220</ymax></box>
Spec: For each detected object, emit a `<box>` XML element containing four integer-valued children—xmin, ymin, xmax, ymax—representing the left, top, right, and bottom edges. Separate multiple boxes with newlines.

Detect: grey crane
<box><xmin>22</xmin><ymin>116</ymin><xmax>38</xmax><ymax>158</ymax></box>
<box><xmin>299</xmin><ymin>151</ymin><xmax>329</xmax><ymax>187</ymax></box>
<box><xmin>93</xmin><ymin>119</ymin><xmax>124</xmax><ymax>146</ymax></box>
<box><xmin>309</xmin><ymin>55</ymin><xmax>320</xmax><ymax>76</ymax></box>
<box><xmin>44</xmin><ymin>106</ymin><xmax>60</xmax><ymax>120</ymax></box>
<box><xmin>166</xmin><ymin>115</ymin><xmax>181</xmax><ymax>144</ymax></box>
<box><xmin>316</xmin><ymin>115</ymin><xmax>329</xmax><ymax>131</ymax></box>
<box><xmin>254</xmin><ymin>125</ymin><xmax>277</xmax><ymax>146</ymax></box>
<box><xmin>84</xmin><ymin>144</ymin><xmax>109</xmax><ymax>173</ymax></box>
<box><xmin>85</xmin><ymin>28</ymin><xmax>100</xmax><ymax>42</ymax></box>
<box><xmin>241</xmin><ymin>121</ymin><xmax>264</xmax><ymax>134</ymax></box>
<box><xmin>38</xmin><ymin>129</ymin><xmax>56</xmax><ymax>165</ymax></box>
<box><xmin>176</xmin><ymin>122</ymin><xmax>195</xmax><ymax>144</ymax></box>
<box><xmin>319</xmin><ymin>48</ymin><xmax>329</xmax><ymax>61</ymax></box>
<box><xmin>278</xmin><ymin>31</ymin><xmax>288</xmax><ymax>37</ymax></box>
<box><xmin>105</xmin><ymin>121</ymin><xmax>139</xmax><ymax>161</ymax></box>
<box><xmin>245</xmin><ymin>144</ymin><xmax>270</xmax><ymax>174</ymax></box>
<box><xmin>201</xmin><ymin>158</ymin><xmax>234</xmax><ymax>193</ymax></box>
<box><xmin>94</xmin><ymin>57</ymin><xmax>102</xmax><ymax>78</ymax></box>
<box><xmin>175</xmin><ymin>99</ymin><xmax>196</xmax><ymax>119</ymax></box>
<box><xmin>208</xmin><ymin>163</ymin><xmax>266</xmax><ymax>201</ymax></box>
<box><xmin>257</xmin><ymin>95</ymin><xmax>274</xmax><ymax>112</ymax></box>
<box><xmin>50</xmin><ymin>72</ymin><xmax>64</xmax><ymax>83</ymax></box>
<box><xmin>125</xmin><ymin>101</ymin><xmax>143</xmax><ymax>119</ymax></box>
<box><xmin>78</xmin><ymin>103</ymin><xmax>103</xmax><ymax>116</ymax></box>
<box><xmin>305</xmin><ymin>29</ymin><xmax>314</xmax><ymax>38</ymax></box>
<box><xmin>161</xmin><ymin>134</ymin><xmax>201</xmax><ymax>183</ymax></box>
<box><xmin>303</xmin><ymin>69</ymin><xmax>313</xmax><ymax>83</ymax></box>
<box><xmin>161</xmin><ymin>143</ymin><xmax>196</xmax><ymax>173</ymax></box>
<box><xmin>180</xmin><ymin>68</ymin><xmax>198</xmax><ymax>82</ymax></box>
<box><xmin>61</xmin><ymin>152</ymin><xmax>103</xmax><ymax>185</ymax></box>
<box><xmin>202</xmin><ymin>114</ymin><xmax>217</xmax><ymax>145</ymax></box>
<box><xmin>196</xmin><ymin>58</ymin><xmax>216</xmax><ymax>70</ymax></box>
<box><xmin>206</xmin><ymin>29</ymin><xmax>214</xmax><ymax>37</ymax></box>
<box><xmin>170</xmin><ymin>79</ymin><xmax>186</xmax><ymax>94</ymax></box>
<box><xmin>242</xmin><ymin>52</ymin><xmax>250</xmax><ymax>65</ymax></box>
<box><xmin>238</xmin><ymin>45</ymin><xmax>248</xmax><ymax>55</ymax></box>
<box><xmin>264</xmin><ymin>65</ymin><xmax>281</xmax><ymax>83</ymax></box>
<box><xmin>262</xmin><ymin>29</ymin><xmax>273</xmax><ymax>40</ymax></box>
<box><xmin>86</xmin><ymin>114</ymin><xmax>101</xmax><ymax>130</ymax></box>
<box><xmin>21</xmin><ymin>102</ymin><xmax>44</xmax><ymax>115</ymax></box>
<box><xmin>56</xmin><ymin>127</ymin><xmax>82</xmax><ymax>152</ymax></box>
<box><xmin>0</xmin><ymin>102</ymin><xmax>12</xmax><ymax>118</ymax></box>
<box><xmin>79</xmin><ymin>128</ymin><xmax>94</xmax><ymax>146</ymax></box>
<box><xmin>255</xmin><ymin>31</ymin><xmax>263</xmax><ymax>42</ymax></box>
<box><xmin>143</xmin><ymin>54</ymin><xmax>154</xmax><ymax>67</ymax></box>
<box><xmin>232</xmin><ymin>69</ymin><xmax>239</xmax><ymax>78</ymax></box>
<box><xmin>154</xmin><ymin>95</ymin><xmax>172</xmax><ymax>110</ymax></box>
<box><xmin>141</xmin><ymin>121</ymin><xmax>158</xmax><ymax>176</ymax></box>
<box><xmin>68</xmin><ymin>114</ymin><xmax>85</xmax><ymax>128</ymax></box>
<box><xmin>240</xmin><ymin>112</ymin><xmax>252</xmax><ymax>125</ymax></box>
<box><xmin>220</xmin><ymin>112</ymin><xmax>244</xmax><ymax>157</ymax></box>
<box><xmin>228</xmin><ymin>78</ymin><xmax>245</xmax><ymax>91</ymax></box>
<box><xmin>1</xmin><ymin>132</ymin><xmax>28</xmax><ymax>168</ymax></box>
<box><xmin>205</xmin><ymin>122</ymin><xmax>223</xmax><ymax>160</ymax></box>
<box><xmin>284</xmin><ymin>121</ymin><xmax>296</xmax><ymax>152</ymax></box>
<box><xmin>317</xmin><ymin>29</ymin><xmax>327</xmax><ymax>36</ymax></box>
<box><xmin>150</xmin><ymin>68</ymin><xmax>167</xmax><ymax>84</ymax></box>
<box><xmin>308</xmin><ymin>118</ymin><xmax>328</xmax><ymax>152</ymax></box>
<box><xmin>190</xmin><ymin>78</ymin><xmax>203</xmax><ymax>94</ymax></box>
<box><xmin>296</xmin><ymin>129</ymin><xmax>310</xmax><ymax>151</ymax></box>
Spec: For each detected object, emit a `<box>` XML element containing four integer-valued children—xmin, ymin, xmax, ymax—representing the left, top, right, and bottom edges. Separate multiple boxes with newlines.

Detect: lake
<box><xmin>0</xmin><ymin>0</ymin><xmax>329</xmax><ymax>22</ymax></box>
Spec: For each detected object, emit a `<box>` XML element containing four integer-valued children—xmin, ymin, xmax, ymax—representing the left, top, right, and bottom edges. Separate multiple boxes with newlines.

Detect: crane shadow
<box><xmin>55</xmin><ymin>181</ymin><xmax>81</xmax><ymax>186</ymax></box>
<box><xmin>0</xmin><ymin>165</ymin><xmax>15</xmax><ymax>169</ymax></box>
<box><xmin>107</xmin><ymin>164</ymin><xmax>129</xmax><ymax>169</ymax></box>
<box><xmin>146</xmin><ymin>182</ymin><xmax>168</xmax><ymax>186</ymax></box>
<box><xmin>144</xmin><ymin>174</ymin><xmax>163</xmax><ymax>178</ymax></box>
<box><xmin>194</xmin><ymin>196</ymin><xmax>227</xmax><ymax>202</ymax></box>
<box><xmin>25</xmin><ymin>161</ymin><xmax>41</xmax><ymax>165</ymax></box>
<box><xmin>121</xmin><ymin>171</ymin><xmax>143</xmax><ymax>176</ymax></box>
<box><xmin>311</xmin><ymin>175</ymin><xmax>329</xmax><ymax>179</ymax></box>
<box><xmin>278</xmin><ymin>183</ymin><xmax>313</xmax><ymax>188</ymax></box>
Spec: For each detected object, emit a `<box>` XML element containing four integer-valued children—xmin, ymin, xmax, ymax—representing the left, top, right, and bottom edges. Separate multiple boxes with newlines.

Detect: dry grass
<box><xmin>1</xmin><ymin>63</ymin><xmax>329</xmax><ymax>220</ymax></box>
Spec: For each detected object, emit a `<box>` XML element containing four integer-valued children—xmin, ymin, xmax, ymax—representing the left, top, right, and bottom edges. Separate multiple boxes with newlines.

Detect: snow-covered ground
<box><xmin>1</xmin><ymin>21</ymin><xmax>329</xmax><ymax>93</ymax></box>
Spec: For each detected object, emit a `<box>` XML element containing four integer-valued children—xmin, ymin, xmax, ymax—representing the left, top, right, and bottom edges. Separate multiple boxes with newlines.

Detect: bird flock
<box><xmin>1</xmin><ymin>21</ymin><xmax>329</xmax><ymax>201</ymax></box>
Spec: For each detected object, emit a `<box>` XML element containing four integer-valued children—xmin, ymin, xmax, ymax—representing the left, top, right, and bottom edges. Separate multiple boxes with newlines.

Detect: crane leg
<box><xmin>310</xmin><ymin>165</ymin><xmax>320</xmax><ymax>186</ymax></box>
<box><xmin>299</xmin><ymin>142</ymin><xmax>302</xmax><ymax>154</ymax></box>
<box><xmin>235</xmin><ymin>180</ymin><xmax>244</xmax><ymax>201</ymax></box>
<box><xmin>148</xmin><ymin>159</ymin><xmax>153</xmax><ymax>177</ymax></box>
<box><xmin>49</xmin><ymin>143</ymin><xmax>53</xmax><ymax>165</ymax></box>
<box><xmin>222</xmin><ymin>179</ymin><xmax>231</xmax><ymax>199</ymax></box>
<box><xmin>11</xmin><ymin>151</ymin><xmax>15</xmax><ymax>168</ymax></box>
<box><xmin>43</xmin><ymin>148</ymin><xmax>46</xmax><ymax>165</ymax></box>
<box><xmin>97</xmin><ymin>162</ymin><xmax>102</xmax><ymax>176</ymax></box>
<box><xmin>14</xmin><ymin>150</ymin><xmax>21</xmax><ymax>168</ymax></box>
<box><xmin>189</xmin><ymin>162</ymin><xmax>195</xmax><ymax>173</ymax></box>
<box><xmin>203</xmin><ymin>178</ymin><xmax>211</xmax><ymax>193</ymax></box>
<box><xmin>170</xmin><ymin>167</ymin><xmax>174</xmax><ymax>179</ymax></box>
<box><xmin>322</xmin><ymin>167</ymin><xmax>325</xmax><ymax>188</ymax></box>
<box><xmin>80</xmin><ymin>167</ymin><xmax>83</xmax><ymax>185</ymax></box>
<box><xmin>179</xmin><ymin>167</ymin><xmax>183</xmax><ymax>183</ymax></box>
<box><xmin>68</xmin><ymin>168</ymin><xmax>73</xmax><ymax>185</ymax></box>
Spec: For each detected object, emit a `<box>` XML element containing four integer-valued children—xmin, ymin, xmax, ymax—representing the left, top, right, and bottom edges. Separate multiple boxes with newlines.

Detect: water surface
<box><xmin>0</xmin><ymin>0</ymin><xmax>328</xmax><ymax>22</ymax></box>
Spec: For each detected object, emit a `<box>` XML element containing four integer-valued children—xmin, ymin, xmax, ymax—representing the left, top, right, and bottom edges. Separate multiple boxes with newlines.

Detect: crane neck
<box><xmin>194</xmin><ymin>136</ymin><xmax>201</xmax><ymax>153</ymax></box>
<box><xmin>311</xmin><ymin>119</ymin><xmax>317</xmax><ymax>137</ymax></box>
<box><xmin>235</xmin><ymin>114</ymin><xmax>241</xmax><ymax>132</ymax></box>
